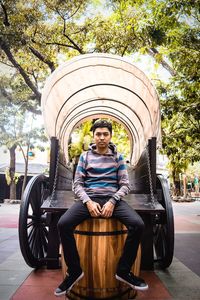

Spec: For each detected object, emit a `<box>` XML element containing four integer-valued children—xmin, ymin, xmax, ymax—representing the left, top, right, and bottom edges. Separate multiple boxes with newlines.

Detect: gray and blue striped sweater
<box><xmin>73</xmin><ymin>143</ymin><xmax>130</xmax><ymax>203</ymax></box>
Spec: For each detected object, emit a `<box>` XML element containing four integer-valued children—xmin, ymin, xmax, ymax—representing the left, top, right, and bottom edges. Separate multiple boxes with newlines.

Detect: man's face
<box><xmin>93</xmin><ymin>127</ymin><xmax>112</xmax><ymax>150</ymax></box>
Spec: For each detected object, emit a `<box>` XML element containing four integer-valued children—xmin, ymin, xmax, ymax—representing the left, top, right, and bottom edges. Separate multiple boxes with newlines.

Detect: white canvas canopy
<box><xmin>41</xmin><ymin>53</ymin><xmax>161</xmax><ymax>165</ymax></box>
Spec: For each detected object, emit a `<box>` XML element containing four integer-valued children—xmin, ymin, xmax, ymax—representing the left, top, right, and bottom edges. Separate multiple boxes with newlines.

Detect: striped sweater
<box><xmin>73</xmin><ymin>143</ymin><xmax>130</xmax><ymax>203</ymax></box>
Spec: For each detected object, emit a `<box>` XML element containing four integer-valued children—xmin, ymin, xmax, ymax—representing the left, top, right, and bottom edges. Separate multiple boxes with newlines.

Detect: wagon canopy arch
<box><xmin>41</xmin><ymin>53</ymin><xmax>161</xmax><ymax>165</ymax></box>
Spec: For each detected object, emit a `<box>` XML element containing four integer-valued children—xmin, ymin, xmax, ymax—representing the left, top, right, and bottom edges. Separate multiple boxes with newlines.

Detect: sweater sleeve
<box><xmin>73</xmin><ymin>153</ymin><xmax>91</xmax><ymax>203</ymax></box>
<box><xmin>112</xmin><ymin>154</ymin><xmax>130</xmax><ymax>200</ymax></box>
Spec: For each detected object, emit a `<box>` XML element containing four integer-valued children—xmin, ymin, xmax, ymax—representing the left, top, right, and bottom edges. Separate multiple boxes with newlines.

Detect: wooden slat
<box><xmin>128</xmin><ymin>148</ymin><xmax>149</xmax><ymax>193</ymax></box>
<box><xmin>41</xmin><ymin>191</ymin><xmax>164</xmax><ymax>213</ymax></box>
<box><xmin>49</xmin><ymin>137</ymin><xmax>58</xmax><ymax>194</ymax></box>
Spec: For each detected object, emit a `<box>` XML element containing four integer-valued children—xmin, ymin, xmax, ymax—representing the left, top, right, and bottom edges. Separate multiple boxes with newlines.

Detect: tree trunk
<box><xmin>182</xmin><ymin>174</ymin><xmax>187</xmax><ymax>198</ymax></box>
<box><xmin>9</xmin><ymin>145</ymin><xmax>17</xmax><ymax>199</ymax></box>
<box><xmin>21</xmin><ymin>147</ymin><xmax>29</xmax><ymax>196</ymax></box>
<box><xmin>172</xmin><ymin>169</ymin><xmax>181</xmax><ymax>196</ymax></box>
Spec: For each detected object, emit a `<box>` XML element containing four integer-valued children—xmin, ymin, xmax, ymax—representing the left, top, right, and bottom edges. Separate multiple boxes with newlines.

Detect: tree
<box><xmin>109</xmin><ymin>0</ymin><xmax>199</xmax><ymax>190</ymax></box>
<box><xmin>0</xmin><ymin>96</ymin><xmax>47</xmax><ymax>199</ymax></box>
<box><xmin>19</xmin><ymin>121</ymin><xmax>48</xmax><ymax>196</ymax></box>
<box><xmin>1</xmin><ymin>0</ymin><xmax>199</xmax><ymax>194</ymax></box>
<box><xmin>0</xmin><ymin>0</ymin><xmax>92</xmax><ymax>108</ymax></box>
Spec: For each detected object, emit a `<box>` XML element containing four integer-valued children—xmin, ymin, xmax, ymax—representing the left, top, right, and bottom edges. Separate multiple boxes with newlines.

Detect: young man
<box><xmin>54</xmin><ymin>120</ymin><xmax>148</xmax><ymax>296</ymax></box>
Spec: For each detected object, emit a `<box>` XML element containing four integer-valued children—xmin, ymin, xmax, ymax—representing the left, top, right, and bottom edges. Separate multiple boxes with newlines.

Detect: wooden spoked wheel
<box><xmin>19</xmin><ymin>174</ymin><xmax>50</xmax><ymax>268</ymax></box>
<box><xmin>153</xmin><ymin>174</ymin><xmax>174</xmax><ymax>268</ymax></box>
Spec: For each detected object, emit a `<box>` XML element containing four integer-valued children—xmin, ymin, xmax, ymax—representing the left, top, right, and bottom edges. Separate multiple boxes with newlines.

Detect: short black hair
<box><xmin>91</xmin><ymin>119</ymin><xmax>112</xmax><ymax>134</ymax></box>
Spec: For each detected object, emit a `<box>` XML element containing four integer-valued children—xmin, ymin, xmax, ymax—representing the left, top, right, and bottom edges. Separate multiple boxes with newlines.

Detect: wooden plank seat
<box><xmin>41</xmin><ymin>190</ymin><xmax>164</xmax><ymax>213</ymax></box>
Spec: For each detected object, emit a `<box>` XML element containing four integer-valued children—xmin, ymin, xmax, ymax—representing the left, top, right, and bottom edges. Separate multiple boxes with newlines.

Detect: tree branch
<box><xmin>1</xmin><ymin>2</ymin><xmax>10</xmax><ymax>26</ymax></box>
<box><xmin>23</xmin><ymin>103</ymin><xmax>41</xmax><ymax>115</ymax></box>
<box><xmin>0</xmin><ymin>87</ymin><xmax>13</xmax><ymax>102</ymax></box>
<box><xmin>63</xmin><ymin>33</ymin><xmax>84</xmax><ymax>54</ymax></box>
<box><xmin>121</xmin><ymin>45</ymin><xmax>128</xmax><ymax>57</ymax></box>
<box><xmin>45</xmin><ymin>41</ymin><xmax>79</xmax><ymax>50</ymax></box>
<box><xmin>63</xmin><ymin>19</ymin><xmax>84</xmax><ymax>54</ymax></box>
<box><xmin>0</xmin><ymin>37</ymin><xmax>41</xmax><ymax>102</ymax></box>
<box><xmin>17</xmin><ymin>143</ymin><xmax>27</xmax><ymax>163</ymax></box>
<box><xmin>0</xmin><ymin>60</ymin><xmax>15</xmax><ymax>68</ymax></box>
<box><xmin>148</xmin><ymin>48</ymin><xmax>176</xmax><ymax>76</ymax></box>
<box><xmin>29</xmin><ymin>46</ymin><xmax>55</xmax><ymax>72</ymax></box>
<box><xmin>65</xmin><ymin>5</ymin><xmax>81</xmax><ymax>20</ymax></box>
<box><xmin>0</xmin><ymin>86</ymin><xmax>41</xmax><ymax>115</ymax></box>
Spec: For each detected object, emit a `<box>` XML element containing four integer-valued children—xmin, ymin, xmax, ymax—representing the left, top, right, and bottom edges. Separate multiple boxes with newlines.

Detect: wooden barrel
<box><xmin>61</xmin><ymin>218</ymin><xmax>141</xmax><ymax>299</ymax></box>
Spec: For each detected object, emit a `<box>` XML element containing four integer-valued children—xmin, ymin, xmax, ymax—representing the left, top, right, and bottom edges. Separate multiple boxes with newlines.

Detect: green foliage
<box><xmin>0</xmin><ymin>96</ymin><xmax>47</xmax><ymax>150</ymax></box>
<box><xmin>0</xmin><ymin>0</ymin><xmax>199</xmax><ymax>182</ymax></box>
<box><xmin>68</xmin><ymin>118</ymin><xmax>130</xmax><ymax>161</ymax></box>
<box><xmin>68</xmin><ymin>120</ymin><xmax>93</xmax><ymax>161</ymax></box>
<box><xmin>111</xmin><ymin>121</ymin><xmax>130</xmax><ymax>159</ymax></box>
<box><xmin>0</xmin><ymin>95</ymin><xmax>48</xmax><ymax>197</ymax></box>
<box><xmin>5</xmin><ymin>167</ymin><xmax>20</xmax><ymax>185</ymax></box>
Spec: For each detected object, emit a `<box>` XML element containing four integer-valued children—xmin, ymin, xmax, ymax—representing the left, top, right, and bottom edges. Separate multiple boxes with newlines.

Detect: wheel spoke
<box><xmin>40</xmin><ymin>227</ymin><xmax>48</xmax><ymax>254</ymax></box>
<box><xmin>28</xmin><ymin>226</ymin><xmax>36</xmax><ymax>248</ymax></box>
<box><xmin>27</xmin><ymin>220</ymin><xmax>34</xmax><ymax>229</ymax></box>
<box><xmin>32</xmin><ymin>228</ymin><xmax>40</xmax><ymax>258</ymax></box>
<box><xmin>39</xmin><ymin>227</ymin><xmax>47</xmax><ymax>258</ymax></box>
<box><xmin>154</xmin><ymin>222</ymin><xmax>168</xmax><ymax>261</ymax></box>
<box><xmin>27</xmin><ymin>214</ymin><xmax>34</xmax><ymax>219</ymax></box>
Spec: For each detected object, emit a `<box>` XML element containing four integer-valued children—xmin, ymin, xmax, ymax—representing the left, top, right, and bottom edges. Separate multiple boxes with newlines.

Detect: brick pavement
<box><xmin>0</xmin><ymin>201</ymin><xmax>199</xmax><ymax>300</ymax></box>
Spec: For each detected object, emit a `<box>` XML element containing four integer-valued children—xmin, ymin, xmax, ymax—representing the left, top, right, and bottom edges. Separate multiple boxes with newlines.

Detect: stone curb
<box><xmin>3</xmin><ymin>199</ymin><xmax>21</xmax><ymax>204</ymax></box>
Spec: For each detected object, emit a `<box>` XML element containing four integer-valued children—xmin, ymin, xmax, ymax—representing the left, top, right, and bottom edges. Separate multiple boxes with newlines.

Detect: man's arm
<box><xmin>110</xmin><ymin>154</ymin><xmax>130</xmax><ymax>203</ymax></box>
<box><xmin>73</xmin><ymin>153</ymin><xmax>91</xmax><ymax>203</ymax></box>
<box><xmin>73</xmin><ymin>153</ymin><xmax>101</xmax><ymax>217</ymax></box>
<box><xmin>101</xmin><ymin>154</ymin><xmax>130</xmax><ymax>217</ymax></box>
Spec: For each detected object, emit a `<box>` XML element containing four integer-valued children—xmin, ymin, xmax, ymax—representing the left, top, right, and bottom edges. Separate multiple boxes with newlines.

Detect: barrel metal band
<box><xmin>74</xmin><ymin>229</ymin><xmax>128</xmax><ymax>236</ymax></box>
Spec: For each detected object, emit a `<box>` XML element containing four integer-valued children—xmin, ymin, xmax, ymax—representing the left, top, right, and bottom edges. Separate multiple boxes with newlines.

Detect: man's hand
<box><xmin>101</xmin><ymin>201</ymin><xmax>115</xmax><ymax>218</ymax></box>
<box><xmin>86</xmin><ymin>200</ymin><xmax>102</xmax><ymax>217</ymax></box>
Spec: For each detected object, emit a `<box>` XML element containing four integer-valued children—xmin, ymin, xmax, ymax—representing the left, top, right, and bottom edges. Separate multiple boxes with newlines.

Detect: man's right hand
<box><xmin>86</xmin><ymin>200</ymin><xmax>102</xmax><ymax>217</ymax></box>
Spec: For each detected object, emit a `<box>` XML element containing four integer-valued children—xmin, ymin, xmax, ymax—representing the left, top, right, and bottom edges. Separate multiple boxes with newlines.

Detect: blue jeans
<box><xmin>58</xmin><ymin>197</ymin><xmax>144</xmax><ymax>275</ymax></box>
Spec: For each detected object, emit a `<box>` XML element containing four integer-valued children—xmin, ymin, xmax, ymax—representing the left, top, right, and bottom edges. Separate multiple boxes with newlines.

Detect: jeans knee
<box><xmin>129</xmin><ymin>218</ymin><xmax>144</xmax><ymax>235</ymax></box>
<box><xmin>57</xmin><ymin>216</ymin><xmax>72</xmax><ymax>233</ymax></box>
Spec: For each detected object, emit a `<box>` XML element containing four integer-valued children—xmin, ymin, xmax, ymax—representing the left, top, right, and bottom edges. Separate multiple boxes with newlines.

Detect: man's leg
<box><xmin>55</xmin><ymin>200</ymin><xmax>90</xmax><ymax>296</ymax></box>
<box><xmin>113</xmin><ymin>200</ymin><xmax>144</xmax><ymax>273</ymax></box>
<box><xmin>58</xmin><ymin>200</ymin><xmax>90</xmax><ymax>274</ymax></box>
<box><xmin>113</xmin><ymin>200</ymin><xmax>148</xmax><ymax>291</ymax></box>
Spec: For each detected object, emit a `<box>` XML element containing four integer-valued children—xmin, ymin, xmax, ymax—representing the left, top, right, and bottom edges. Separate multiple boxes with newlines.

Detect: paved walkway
<box><xmin>0</xmin><ymin>201</ymin><xmax>200</xmax><ymax>300</ymax></box>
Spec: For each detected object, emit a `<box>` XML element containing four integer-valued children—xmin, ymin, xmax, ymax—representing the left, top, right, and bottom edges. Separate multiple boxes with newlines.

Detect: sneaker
<box><xmin>115</xmin><ymin>272</ymin><xmax>148</xmax><ymax>291</ymax></box>
<box><xmin>54</xmin><ymin>271</ymin><xmax>84</xmax><ymax>296</ymax></box>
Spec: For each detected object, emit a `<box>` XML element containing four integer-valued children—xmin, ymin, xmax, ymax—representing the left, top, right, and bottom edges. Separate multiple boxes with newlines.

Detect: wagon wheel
<box><xmin>19</xmin><ymin>174</ymin><xmax>50</xmax><ymax>268</ymax></box>
<box><xmin>153</xmin><ymin>174</ymin><xmax>174</xmax><ymax>268</ymax></box>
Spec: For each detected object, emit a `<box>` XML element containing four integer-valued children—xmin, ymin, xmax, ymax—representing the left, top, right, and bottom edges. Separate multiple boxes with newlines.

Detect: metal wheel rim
<box><xmin>154</xmin><ymin>175</ymin><xmax>174</xmax><ymax>268</ymax></box>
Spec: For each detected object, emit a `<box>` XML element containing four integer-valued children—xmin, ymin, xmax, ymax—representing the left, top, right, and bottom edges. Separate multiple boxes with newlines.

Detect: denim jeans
<box><xmin>57</xmin><ymin>197</ymin><xmax>144</xmax><ymax>275</ymax></box>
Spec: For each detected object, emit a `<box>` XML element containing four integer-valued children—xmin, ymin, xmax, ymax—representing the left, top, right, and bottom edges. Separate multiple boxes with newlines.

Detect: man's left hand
<box><xmin>101</xmin><ymin>201</ymin><xmax>115</xmax><ymax>218</ymax></box>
